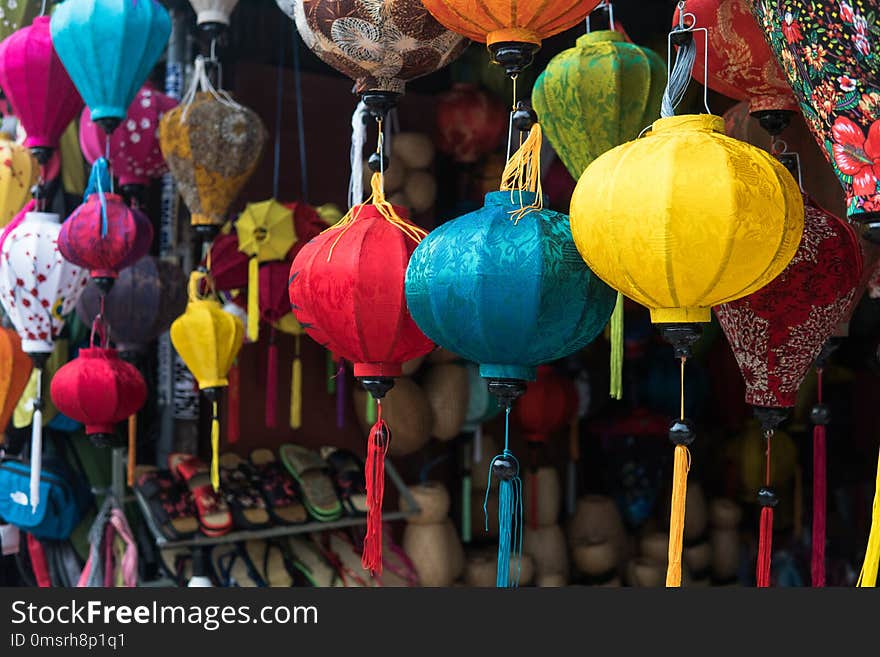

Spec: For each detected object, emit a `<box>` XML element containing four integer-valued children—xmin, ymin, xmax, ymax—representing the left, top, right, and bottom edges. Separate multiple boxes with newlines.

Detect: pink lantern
<box><xmin>79</xmin><ymin>85</ymin><xmax>177</xmax><ymax>196</ymax></box>
<box><xmin>0</xmin><ymin>16</ymin><xmax>83</xmax><ymax>163</ymax></box>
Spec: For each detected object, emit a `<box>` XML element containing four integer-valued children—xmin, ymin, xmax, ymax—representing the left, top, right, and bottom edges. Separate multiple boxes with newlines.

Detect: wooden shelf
<box><xmin>135</xmin><ymin>459</ymin><xmax>419</xmax><ymax>549</ymax></box>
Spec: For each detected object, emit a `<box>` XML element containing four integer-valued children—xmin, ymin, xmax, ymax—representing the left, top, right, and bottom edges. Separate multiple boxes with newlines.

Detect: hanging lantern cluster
<box><xmin>79</xmin><ymin>85</ymin><xmax>179</xmax><ymax>201</ymax></box>
<box><xmin>0</xmin><ymin>206</ymin><xmax>88</xmax><ymax>512</ymax></box>
<box><xmin>50</xmin><ymin>0</ymin><xmax>172</xmax><ymax>135</ymax></box>
<box><xmin>290</xmin><ymin>173</ymin><xmax>434</xmax><ymax>574</ymax></box>
<box><xmin>159</xmin><ymin>57</ymin><xmax>267</xmax><ymax>239</ymax></box>
<box><xmin>0</xmin><ymin>16</ymin><xmax>84</xmax><ymax>164</ymax></box>
<box><xmin>434</xmin><ymin>83</ymin><xmax>507</xmax><ymax>165</ymax></box>
<box><xmin>751</xmin><ymin>0</ymin><xmax>880</xmax><ymax>228</ymax></box>
<box><xmin>283</xmin><ymin>0</ymin><xmax>467</xmax><ymax>119</ymax></box>
<box><xmin>674</xmin><ymin>0</ymin><xmax>799</xmax><ymax>135</ymax></box>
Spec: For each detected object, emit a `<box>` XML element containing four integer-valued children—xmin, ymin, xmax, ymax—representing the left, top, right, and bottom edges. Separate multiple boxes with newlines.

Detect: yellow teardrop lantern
<box><xmin>235</xmin><ymin>198</ymin><xmax>295</xmax><ymax>341</ymax></box>
<box><xmin>570</xmin><ymin>114</ymin><xmax>803</xmax><ymax>324</ymax></box>
<box><xmin>0</xmin><ymin>133</ymin><xmax>37</xmax><ymax>227</ymax></box>
<box><xmin>570</xmin><ymin>113</ymin><xmax>804</xmax><ymax>588</ymax></box>
<box><xmin>170</xmin><ymin>272</ymin><xmax>244</xmax><ymax>489</ymax></box>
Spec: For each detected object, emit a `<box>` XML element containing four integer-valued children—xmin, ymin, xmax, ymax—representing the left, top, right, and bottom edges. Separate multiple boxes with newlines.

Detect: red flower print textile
<box><xmin>714</xmin><ymin>198</ymin><xmax>862</xmax><ymax>408</ymax></box>
<box><xmin>752</xmin><ymin>0</ymin><xmax>880</xmax><ymax>219</ymax></box>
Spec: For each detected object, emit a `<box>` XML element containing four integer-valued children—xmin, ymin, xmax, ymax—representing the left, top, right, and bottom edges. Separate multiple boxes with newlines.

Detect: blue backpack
<box><xmin>0</xmin><ymin>436</ymin><xmax>93</xmax><ymax>540</ymax></box>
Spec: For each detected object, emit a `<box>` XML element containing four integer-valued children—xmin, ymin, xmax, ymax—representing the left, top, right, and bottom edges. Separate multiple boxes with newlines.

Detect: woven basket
<box><xmin>523</xmin><ymin>524</ymin><xmax>569</xmax><ymax>581</ymax></box>
<box><xmin>401</xmin><ymin>481</ymin><xmax>450</xmax><ymax>524</ymax></box>
<box><xmin>572</xmin><ymin>538</ymin><xmax>616</xmax><ymax>576</ymax></box>
<box><xmin>464</xmin><ymin>549</ymin><xmax>535</xmax><ymax>587</ymax></box>
<box><xmin>422</xmin><ymin>363</ymin><xmax>469</xmax><ymax>441</ymax></box>
<box><xmin>354</xmin><ymin>376</ymin><xmax>433</xmax><ymax>456</ymax></box>
<box><xmin>403</xmin><ymin>518</ymin><xmax>464</xmax><ymax>587</ymax></box>
<box><xmin>568</xmin><ymin>495</ymin><xmax>628</xmax><ymax>566</ymax></box>
<box><xmin>523</xmin><ymin>466</ymin><xmax>562</xmax><ymax>528</ymax></box>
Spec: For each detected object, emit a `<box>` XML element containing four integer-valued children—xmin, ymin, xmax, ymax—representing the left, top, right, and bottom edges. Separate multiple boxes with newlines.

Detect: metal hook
<box><xmin>586</xmin><ymin>1</ymin><xmax>615</xmax><ymax>34</ymax></box>
<box><xmin>666</xmin><ymin>8</ymin><xmax>712</xmax><ymax>115</ymax></box>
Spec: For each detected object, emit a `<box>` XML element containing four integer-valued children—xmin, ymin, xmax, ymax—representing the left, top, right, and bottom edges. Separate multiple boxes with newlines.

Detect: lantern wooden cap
<box><xmin>651</xmin><ymin>114</ymin><xmax>726</xmax><ymax>136</ymax></box>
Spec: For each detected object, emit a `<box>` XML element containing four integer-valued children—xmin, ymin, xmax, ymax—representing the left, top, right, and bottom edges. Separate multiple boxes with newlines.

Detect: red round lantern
<box><xmin>435</xmin><ymin>82</ymin><xmax>507</xmax><ymax>164</ymax></box>
<box><xmin>207</xmin><ymin>231</ymin><xmax>248</xmax><ymax>291</ymax></box>
<box><xmin>284</xmin><ymin>201</ymin><xmax>327</xmax><ymax>260</ymax></box>
<box><xmin>515</xmin><ymin>364</ymin><xmax>577</xmax><ymax>444</ymax></box>
<box><xmin>289</xmin><ymin>190</ymin><xmax>433</xmax><ymax>574</ymax></box>
<box><xmin>50</xmin><ymin>345</ymin><xmax>147</xmax><ymax>446</ymax></box>
<box><xmin>58</xmin><ymin>193</ymin><xmax>150</xmax><ymax>289</ymax></box>
<box><xmin>674</xmin><ymin>0</ymin><xmax>798</xmax><ymax>134</ymax></box>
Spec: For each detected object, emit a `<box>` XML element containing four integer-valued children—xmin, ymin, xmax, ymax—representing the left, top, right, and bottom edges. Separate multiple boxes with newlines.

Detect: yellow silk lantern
<box><xmin>235</xmin><ymin>199</ymin><xmax>295</xmax><ymax>341</ymax></box>
<box><xmin>275</xmin><ymin>313</ymin><xmax>304</xmax><ymax>430</ymax></box>
<box><xmin>170</xmin><ymin>272</ymin><xmax>244</xmax><ymax>489</ymax></box>
<box><xmin>570</xmin><ymin>114</ymin><xmax>804</xmax><ymax>324</ymax></box>
<box><xmin>0</xmin><ymin>133</ymin><xmax>37</xmax><ymax>227</ymax></box>
<box><xmin>570</xmin><ymin>113</ymin><xmax>803</xmax><ymax>588</ymax></box>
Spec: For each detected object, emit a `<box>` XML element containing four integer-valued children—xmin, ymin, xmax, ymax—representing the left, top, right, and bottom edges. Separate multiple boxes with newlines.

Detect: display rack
<box><xmin>134</xmin><ymin>458</ymin><xmax>419</xmax><ymax>549</ymax></box>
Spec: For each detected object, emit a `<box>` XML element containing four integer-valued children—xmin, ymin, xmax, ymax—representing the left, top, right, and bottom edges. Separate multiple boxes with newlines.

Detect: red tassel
<box><xmin>757</xmin><ymin>506</ymin><xmax>774</xmax><ymax>587</ymax></box>
<box><xmin>362</xmin><ymin>400</ymin><xmax>388</xmax><ymax>575</ymax></box>
<box><xmin>812</xmin><ymin>368</ymin><xmax>827</xmax><ymax>587</ymax></box>
<box><xmin>228</xmin><ymin>360</ymin><xmax>240</xmax><ymax>443</ymax></box>
<box><xmin>265</xmin><ymin>336</ymin><xmax>278</xmax><ymax>429</ymax></box>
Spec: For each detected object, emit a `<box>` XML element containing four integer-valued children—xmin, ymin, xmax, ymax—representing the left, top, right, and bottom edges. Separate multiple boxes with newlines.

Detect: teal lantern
<box><xmin>405</xmin><ymin>190</ymin><xmax>615</xmax><ymax>393</ymax></box>
<box><xmin>50</xmin><ymin>0</ymin><xmax>171</xmax><ymax>134</ymax></box>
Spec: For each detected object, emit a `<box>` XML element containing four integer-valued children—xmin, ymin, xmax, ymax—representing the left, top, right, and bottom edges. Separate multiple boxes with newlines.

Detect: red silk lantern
<box><xmin>207</xmin><ymin>231</ymin><xmax>248</xmax><ymax>292</ymax></box>
<box><xmin>515</xmin><ymin>364</ymin><xmax>577</xmax><ymax>445</ymax></box>
<box><xmin>0</xmin><ymin>17</ymin><xmax>83</xmax><ymax>163</ymax></box>
<box><xmin>435</xmin><ymin>83</ymin><xmax>507</xmax><ymax>164</ymax></box>
<box><xmin>284</xmin><ymin>201</ymin><xmax>326</xmax><ymax>259</ymax></box>
<box><xmin>289</xmin><ymin>176</ymin><xmax>433</xmax><ymax>574</ymax></box>
<box><xmin>674</xmin><ymin>0</ymin><xmax>798</xmax><ymax>134</ymax></box>
<box><xmin>58</xmin><ymin>192</ymin><xmax>150</xmax><ymax>290</ymax></box>
<box><xmin>50</xmin><ymin>344</ymin><xmax>147</xmax><ymax>447</ymax></box>
<box><xmin>715</xmin><ymin>197</ymin><xmax>862</xmax><ymax>417</ymax></box>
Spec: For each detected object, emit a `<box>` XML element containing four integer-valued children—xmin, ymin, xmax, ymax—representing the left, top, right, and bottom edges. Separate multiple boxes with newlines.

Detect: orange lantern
<box><xmin>0</xmin><ymin>326</ymin><xmax>33</xmax><ymax>443</ymax></box>
<box><xmin>421</xmin><ymin>0</ymin><xmax>603</xmax><ymax>74</ymax></box>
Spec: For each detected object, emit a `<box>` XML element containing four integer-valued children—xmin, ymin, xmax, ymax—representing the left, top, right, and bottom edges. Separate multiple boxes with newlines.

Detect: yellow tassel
<box><xmin>247</xmin><ymin>256</ymin><xmax>259</xmax><ymax>342</ymax></box>
<box><xmin>290</xmin><ymin>336</ymin><xmax>302</xmax><ymax>429</ymax></box>
<box><xmin>500</xmin><ymin>123</ymin><xmax>544</xmax><ymax>223</ymax></box>
<box><xmin>666</xmin><ymin>444</ymin><xmax>691</xmax><ymax>587</ymax></box>
<box><xmin>210</xmin><ymin>401</ymin><xmax>220</xmax><ymax>492</ymax></box>
<box><xmin>127</xmin><ymin>414</ymin><xmax>136</xmax><ymax>487</ymax></box>
<box><xmin>326</xmin><ymin>172</ymin><xmax>427</xmax><ymax>260</ymax></box>
<box><xmin>858</xmin><ymin>447</ymin><xmax>880</xmax><ymax>587</ymax></box>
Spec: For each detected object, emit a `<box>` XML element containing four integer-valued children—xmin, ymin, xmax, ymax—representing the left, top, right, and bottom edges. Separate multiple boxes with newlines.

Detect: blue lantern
<box><xmin>405</xmin><ymin>190</ymin><xmax>616</xmax><ymax>387</ymax></box>
<box><xmin>50</xmin><ymin>0</ymin><xmax>171</xmax><ymax>133</ymax></box>
<box><xmin>405</xmin><ymin>189</ymin><xmax>615</xmax><ymax>588</ymax></box>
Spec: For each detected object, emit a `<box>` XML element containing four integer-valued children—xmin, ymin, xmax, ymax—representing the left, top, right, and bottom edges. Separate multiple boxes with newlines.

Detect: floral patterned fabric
<box><xmin>751</xmin><ymin>0</ymin><xmax>880</xmax><ymax>218</ymax></box>
<box><xmin>285</xmin><ymin>0</ymin><xmax>467</xmax><ymax>94</ymax></box>
<box><xmin>714</xmin><ymin>196</ymin><xmax>862</xmax><ymax>408</ymax></box>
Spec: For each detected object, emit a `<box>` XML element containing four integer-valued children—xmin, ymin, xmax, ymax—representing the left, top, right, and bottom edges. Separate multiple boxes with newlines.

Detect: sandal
<box><xmin>314</xmin><ymin>532</ymin><xmax>373</xmax><ymax>587</ymax></box>
<box><xmin>134</xmin><ymin>467</ymin><xmax>199</xmax><ymax>540</ymax></box>
<box><xmin>249</xmin><ymin>448</ymin><xmax>308</xmax><ymax>525</ymax></box>
<box><xmin>279</xmin><ymin>444</ymin><xmax>343</xmax><ymax>521</ymax></box>
<box><xmin>288</xmin><ymin>536</ymin><xmax>340</xmax><ymax>587</ymax></box>
<box><xmin>158</xmin><ymin>546</ymin><xmax>194</xmax><ymax>586</ymax></box>
<box><xmin>211</xmin><ymin>543</ymin><xmax>265</xmax><ymax>587</ymax></box>
<box><xmin>219</xmin><ymin>453</ymin><xmax>272</xmax><ymax>530</ymax></box>
<box><xmin>169</xmin><ymin>453</ymin><xmax>233</xmax><ymax>537</ymax></box>
<box><xmin>244</xmin><ymin>539</ymin><xmax>294</xmax><ymax>587</ymax></box>
<box><xmin>319</xmin><ymin>446</ymin><xmax>368</xmax><ymax>516</ymax></box>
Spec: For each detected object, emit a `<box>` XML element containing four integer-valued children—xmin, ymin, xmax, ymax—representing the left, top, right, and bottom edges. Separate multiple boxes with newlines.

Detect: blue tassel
<box><xmin>483</xmin><ymin>406</ymin><xmax>523</xmax><ymax>588</ymax></box>
<box><xmin>84</xmin><ymin>158</ymin><xmax>111</xmax><ymax>237</ymax></box>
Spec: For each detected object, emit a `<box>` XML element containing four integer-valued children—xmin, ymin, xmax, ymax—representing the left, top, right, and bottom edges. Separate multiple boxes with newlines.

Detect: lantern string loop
<box><xmin>586</xmin><ymin>1</ymin><xmax>615</xmax><ymax>34</ymax></box>
<box><xmin>325</xmin><ymin>172</ymin><xmax>427</xmax><ymax>260</ymax></box>
<box><xmin>662</xmin><ymin>3</ymin><xmax>710</xmax><ymax>118</ymax></box>
<box><xmin>180</xmin><ymin>55</ymin><xmax>241</xmax><ymax>122</ymax></box>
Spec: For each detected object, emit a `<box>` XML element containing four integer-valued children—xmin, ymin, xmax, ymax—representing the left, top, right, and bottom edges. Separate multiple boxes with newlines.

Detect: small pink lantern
<box><xmin>79</xmin><ymin>85</ymin><xmax>177</xmax><ymax>199</ymax></box>
<box><xmin>0</xmin><ymin>16</ymin><xmax>83</xmax><ymax>164</ymax></box>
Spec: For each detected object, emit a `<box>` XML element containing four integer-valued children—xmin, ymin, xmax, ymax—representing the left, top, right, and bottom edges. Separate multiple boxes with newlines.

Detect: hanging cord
<box><xmin>811</xmin><ymin>368</ymin><xmax>828</xmax><ymax>586</ymax></box>
<box><xmin>179</xmin><ymin>55</ymin><xmax>242</xmax><ymax>123</ymax></box>
<box><xmin>348</xmin><ymin>102</ymin><xmax>368</xmax><ymax>209</ymax></box>
<box><xmin>756</xmin><ymin>430</ymin><xmax>776</xmax><ymax>587</ymax></box>
<box><xmin>291</xmin><ymin>25</ymin><xmax>309</xmax><ymax>202</ymax></box>
<box><xmin>272</xmin><ymin>20</ymin><xmax>285</xmax><ymax>200</ymax></box>
<box><xmin>661</xmin><ymin>4</ymin><xmax>710</xmax><ymax>119</ymax></box>
<box><xmin>666</xmin><ymin>356</ymin><xmax>691</xmax><ymax>587</ymax></box>
<box><xmin>484</xmin><ymin>406</ymin><xmax>523</xmax><ymax>588</ymax></box>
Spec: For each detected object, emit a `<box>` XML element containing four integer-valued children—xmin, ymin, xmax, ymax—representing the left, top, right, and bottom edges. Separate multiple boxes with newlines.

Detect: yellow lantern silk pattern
<box><xmin>0</xmin><ymin>133</ymin><xmax>37</xmax><ymax>227</ymax></box>
<box><xmin>570</xmin><ymin>114</ymin><xmax>804</xmax><ymax>324</ymax></box>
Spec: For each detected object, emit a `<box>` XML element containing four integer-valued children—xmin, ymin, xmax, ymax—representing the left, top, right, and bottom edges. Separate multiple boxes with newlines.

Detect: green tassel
<box><xmin>609</xmin><ymin>291</ymin><xmax>624</xmax><ymax>400</ymax></box>
<box><xmin>366</xmin><ymin>394</ymin><xmax>377</xmax><ymax>424</ymax></box>
<box><xmin>326</xmin><ymin>351</ymin><xmax>336</xmax><ymax>394</ymax></box>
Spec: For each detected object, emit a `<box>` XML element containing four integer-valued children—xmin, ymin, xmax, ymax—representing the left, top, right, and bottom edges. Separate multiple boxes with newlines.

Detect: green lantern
<box><xmin>532</xmin><ymin>30</ymin><xmax>665</xmax><ymax>180</ymax></box>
